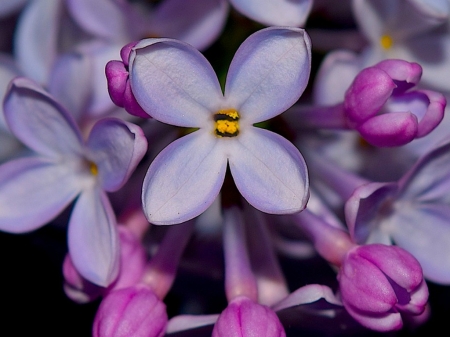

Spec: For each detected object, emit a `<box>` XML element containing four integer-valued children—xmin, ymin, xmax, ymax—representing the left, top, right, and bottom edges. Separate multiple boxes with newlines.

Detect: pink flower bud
<box><xmin>212</xmin><ymin>296</ymin><xmax>285</xmax><ymax>337</ymax></box>
<box><xmin>338</xmin><ymin>244</ymin><xmax>428</xmax><ymax>331</ymax></box>
<box><xmin>93</xmin><ymin>285</ymin><xmax>168</xmax><ymax>337</ymax></box>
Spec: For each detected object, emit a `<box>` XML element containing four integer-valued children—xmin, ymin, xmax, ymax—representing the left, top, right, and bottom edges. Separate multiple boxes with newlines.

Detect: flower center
<box><xmin>89</xmin><ymin>161</ymin><xmax>99</xmax><ymax>176</ymax></box>
<box><xmin>214</xmin><ymin>109</ymin><xmax>240</xmax><ymax>138</ymax></box>
<box><xmin>380</xmin><ymin>35</ymin><xmax>393</xmax><ymax>50</ymax></box>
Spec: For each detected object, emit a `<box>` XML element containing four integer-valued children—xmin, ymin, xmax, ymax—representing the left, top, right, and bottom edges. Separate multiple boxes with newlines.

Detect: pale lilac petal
<box><xmin>272</xmin><ymin>284</ymin><xmax>341</xmax><ymax>312</ymax></box>
<box><xmin>66</xmin><ymin>0</ymin><xmax>135</xmax><ymax>41</ymax></box>
<box><xmin>313</xmin><ymin>50</ymin><xmax>361</xmax><ymax>105</ymax></box>
<box><xmin>14</xmin><ymin>0</ymin><xmax>61</xmax><ymax>83</ymax></box>
<box><xmin>352</xmin><ymin>0</ymin><xmax>389</xmax><ymax>43</ymax></box>
<box><xmin>357</xmin><ymin>111</ymin><xmax>418</xmax><ymax>147</ymax></box>
<box><xmin>87</xmin><ymin>118</ymin><xmax>147</xmax><ymax>192</ymax></box>
<box><xmin>149</xmin><ymin>0</ymin><xmax>229</xmax><ymax>51</ymax></box>
<box><xmin>344</xmin><ymin>304</ymin><xmax>402</xmax><ymax>332</ymax></box>
<box><xmin>229</xmin><ymin>127</ymin><xmax>309</xmax><ymax>214</ymax></box>
<box><xmin>0</xmin><ymin>53</ymin><xmax>21</xmax><ymax>127</ymax></box>
<box><xmin>142</xmin><ymin>131</ymin><xmax>227</xmax><ymax>225</ymax></box>
<box><xmin>345</xmin><ymin>182</ymin><xmax>398</xmax><ymax>243</ymax></box>
<box><xmin>230</xmin><ymin>0</ymin><xmax>312</xmax><ymax>27</ymax></box>
<box><xmin>399</xmin><ymin>138</ymin><xmax>450</xmax><ymax>203</ymax></box>
<box><xmin>166</xmin><ymin>314</ymin><xmax>219</xmax><ymax>334</ymax></box>
<box><xmin>390</xmin><ymin>204</ymin><xmax>450</xmax><ymax>284</ymax></box>
<box><xmin>130</xmin><ymin>38</ymin><xmax>222</xmax><ymax>127</ymax></box>
<box><xmin>3</xmin><ymin>77</ymin><xmax>83</xmax><ymax>157</ymax></box>
<box><xmin>224</xmin><ymin>27</ymin><xmax>311</xmax><ymax>124</ymax></box>
<box><xmin>0</xmin><ymin>157</ymin><xmax>81</xmax><ymax>233</ymax></box>
<box><xmin>68</xmin><ymin>188</ymin><xmax>120</xmax><ymax>287</ymax></box>
<box><xmin>48</xmin><ymin>52</ymin><xmax>92</xmax><ymax>122</ymax></box>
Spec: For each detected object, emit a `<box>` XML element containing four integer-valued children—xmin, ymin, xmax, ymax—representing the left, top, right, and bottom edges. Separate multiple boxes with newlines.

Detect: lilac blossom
<box><xmin>129</xmin><ymin>27</ymin><xmax>311</xmax><ymax>225</ymax></box>
<box><xmin>286</xmin><ymin>59</ymin><xmax>446</xmax><ymax>147</ymax></box>
<box><xmin>0</xmin><ymin>77</ymin><xmax>147</xmax><ymax>286</ymax></box>
<box><xmin>346</xmin><ymin>137</ymin><xmax>450</xmax><ymax>284</ymax></box>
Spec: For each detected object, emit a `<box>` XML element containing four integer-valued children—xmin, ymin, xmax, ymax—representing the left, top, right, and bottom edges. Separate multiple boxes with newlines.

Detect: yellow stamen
<box><xmin>89</xmin><ymin>161</ymin><xmax>99</xmax><ymax>176</ymax></box>
<box><xmin>380</xmin><ymin>35</ymin><xmax>393</xmax><ymax>50</ymax></box>
<box><xmin>214</xmin><ymin>109</ymin><xmax>240</xmax><ymax>137</ymax></box>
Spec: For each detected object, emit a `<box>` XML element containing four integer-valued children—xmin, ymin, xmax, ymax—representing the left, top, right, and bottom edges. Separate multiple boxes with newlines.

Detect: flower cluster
<box><xmin>1</xmin><ymin>0</ymin><xmax>450</xmax><ymax>336</ymax></box>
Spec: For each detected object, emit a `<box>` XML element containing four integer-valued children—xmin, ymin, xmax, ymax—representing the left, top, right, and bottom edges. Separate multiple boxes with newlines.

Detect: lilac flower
<box><xmin>129</xmin><ymin>27</ymin><xmax>311</xmax><ymax>225</ymax></box>
<box><xmin>338</xmin><ymin>244</ymin><xmax>428</xmax><ymax>331</ymax></box>
<box><xmin>346</xmin><ymin>137</ymin><xmax>450</xmax><ymax>284</ymax></box>
<box><xmin>229</xmin><ymin>0</ymin><xmax>312</xmax><ymax>27</ymax></box>
<box><xmin>0</xmin><ymin>77</ymin><xmax>147</xmax><ymax>286</ymax></box>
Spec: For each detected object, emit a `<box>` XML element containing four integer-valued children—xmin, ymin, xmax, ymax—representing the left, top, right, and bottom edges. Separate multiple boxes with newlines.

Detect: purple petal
<box><xmin>14</xmin><ymin>0</ymin><xmax>61</xmax><ymax>83</ymax></box>
<box><xmin>4</xmin><ymin>77</ymin><xmax>83</xmax><ymax>157</ymax></box>
<box><xmin>87</xmin><ymin>118</ymin><xmax>147</xmax><ymax>192</ymax></box>
<box><xmin>272</xmin><ymin>284</ymin><xmax>342</xmax><ymax>312</ymax></box>
<box><xmin>224</xmin><ymin>27</ymin><xmax>311</xmax><ymax>124</ymax></box>
<box><xmin>357</xmin><ymin>111</ymin><xmax>418</xmax><ymax>147</ymax></box>
<box><xmin>0</xmin><ymin>157</ymin><xmax>81</xmax><ymax>233</ymax></box>
<box><xmin>166</xmin><ymin>314</ymin><xmax>219</xmax><ymax>334</ymax></box>
<box><xmin>142</xmin><ymin>131</ymin><xmax>227</xmax><ymax>225</ymax></box>
<box><xmin>229</xmin><ymin>127</ymin><xmax>309</xmax><ymax>214</ymax></box>
<box><xmin>230</xmin><ymin>0</ymin><xmax>312</xmax><ymax>26</ymax></box>
<box><xmin>390</xmin><ymin>204</ymin><xmax>450</xmax><ymax>284</ymax></box>
<box><xmin>130</xmin><ymin>38</ymin><xmax>222</xmax><ymax>127</ymax></box>
<box><xmin>0</xmin><ymin>0</ymin><xmax>27</xmax><ymax>17</ymax></box>
<box><xmin>344</xmin><ymin>304</ymin><xmax>402</xmax><ymax>332</ymax></box>
<box><xmin>68</xmin><ymin>188</ymin><xmax>120</xmax><ymax>287</ymax></box>
<box><xmin>414</xmin><ymin>90</ymin><xmax>446</xmax><ymax>137</ymax></box>
<box><xmin>373</xmin><ymin>59</ymin><xmax>422</xmax><ymax>89</ymax></box>
<box><xmin>149</xmin><ymin>0</ymin><xmax>229</xmax><ymax>51</ymax></box>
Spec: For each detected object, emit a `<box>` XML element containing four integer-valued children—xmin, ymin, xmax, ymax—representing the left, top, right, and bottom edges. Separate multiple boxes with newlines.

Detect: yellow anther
<box><xmin>380</xmin><ymin>35</ymin><xmax>393</xmax><ymax>50</ymax></box>
<box><xmin>89</xmin><ymin>161</ymin><xmax>99</xmax><ymax>176</ymax></box>
<box><xmin>214</xmin><ymin>109</ymin><xmax>240</xmax><ymax>137</ymax></box>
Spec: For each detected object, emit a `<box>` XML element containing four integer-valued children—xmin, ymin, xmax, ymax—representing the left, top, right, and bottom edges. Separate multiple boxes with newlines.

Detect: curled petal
<box><xmin>229</xmin><ymin>127</ymin><xmax>309</xmax><ymax>214</ymax></box>
<box><xmin>0</xmin><ymin>157</ymin><xmax>81</xmax><ymax>233</ymax></box>
<box><xmin>344</xmin><ymin>304</ymin><xmax>402</xmax><ymax>332</ymax></box>
<box><xmin>225</xmin><ymin>27</ymin><xmax>311</xmax><ymax>124</ymax></box>
<box><xmin>414</xmin><ymin>89</ymin><xmax>446</xmax><ymax>137</ymax></box>
<box><xmin>4</xmin><ymin>77</ymin><xmax>83</xmax><ymax>157</ymax></box>
<box><xmin>142</xmin><ymin>131</ymin><xmax>227</xmax><ymax>225</ymax></box>
<box><xmin>357</xmin><ymin>111</ymin><xmax>418</xmax><ymax>147</ymax></box>
<box><xmin>230</xmin><ymin>0</ymin><xmax>312</xmax><ymax>27</ymax></box>
<box><xmin>373</xmin><ymin>59</ymin><xmax>422</xmax><ymax>89</ymax></box>
<box><xmin>68</xmin><ymin>188</ymin><xmax>120</xmax><ymax>287</ymax></box>
<box><xmin>130</xmin><ymin>38</ymin><xmax>222</xmax><ymax>127</ymax></box>
<box><xmin>87</xmin><ymin>118</ymin><xmax>147</xmax><ymax>192</ymax></box>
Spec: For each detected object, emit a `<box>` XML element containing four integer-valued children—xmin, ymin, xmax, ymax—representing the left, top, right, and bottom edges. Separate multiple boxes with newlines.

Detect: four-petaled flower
<box><xmin>129</xmin><ymin>27</ymin><xmax>312</xmax><ymax>225</ymax></box>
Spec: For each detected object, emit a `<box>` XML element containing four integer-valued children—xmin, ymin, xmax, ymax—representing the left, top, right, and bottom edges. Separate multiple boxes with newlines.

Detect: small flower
<box><xmin>0</xmin><ymin>77</ymin><xmax>147</xmax><ymax>286</ymax></box>
<box><xmin>129</xmin><ymin>27</ymin><xmax>312</xmax><ymax>225</ymax></box>
<box><xmin>338</xmin><ymin>244</ymin><xmax>428</xmax><ymax>331</ymax></box>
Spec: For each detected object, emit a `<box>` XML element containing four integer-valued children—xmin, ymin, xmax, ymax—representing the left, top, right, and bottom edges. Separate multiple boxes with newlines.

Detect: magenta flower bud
<box><xmin>93</xmin><ymin>285</ymin><xmax>168</xmax><ymax>337</ymax></box>
<box><xmin>338</xmin><ymin>244</ymin><xmax>428</xmax><ymax>332</ymax></box>
<box><xmin>105</xmin><ymin>42</ymin><xmax>149</xmax><ymax>119</ymax></box>
<box><xmin>344</xmin><ymin>59</ymin><xmax>445</xmax><ymax>147</ymax></box>
<box><xmin>63</xmin><ymin>254</ymin><xmax>103</xmax><ymax>304</ymax></box>
<box><xmin>212</xmin><ymin>296</ymin><xmax>286</xmax><ymax>337</ymax></box>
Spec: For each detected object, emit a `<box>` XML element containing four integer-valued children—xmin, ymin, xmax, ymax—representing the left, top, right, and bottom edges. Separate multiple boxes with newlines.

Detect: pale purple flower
<box><xmin>129</xmin><ymin>27</ymin><xmax>311</xmax><ymax>225</ymax></box>
<box><xmin>346</xmin><ymin>137</ymin><xmax>450</xmax><ymax>284</ymax></box>
<box><xmin>229</xmin><ymin>0</ymin><xmax>312</xmax><ymax>27</ymax></box>
<box><xmin>338</xmin><ymin>244</ymin><xmax>428</xmax><ymax>331</ymax></box>
<box><xmin>0</xmin><ymin>77</ymin><xmax>147</xmax><ymax>286</ymax></box>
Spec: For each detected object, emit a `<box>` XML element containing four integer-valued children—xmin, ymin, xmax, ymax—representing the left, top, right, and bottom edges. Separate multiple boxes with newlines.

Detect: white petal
<box><xmin>229</xmin><ymin>127</ymin><xmax>309</xmax><ymax>214</ymax></box>
<box><xmin>142</xmin><ymin>131</ymin><xmax>227</xmax><ymax>225</ymax></box>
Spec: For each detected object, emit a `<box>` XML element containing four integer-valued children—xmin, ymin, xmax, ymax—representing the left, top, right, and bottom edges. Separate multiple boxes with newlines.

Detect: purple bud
<box><xmin>343</xmin><ymin>59</ymin><xmax>445</xmax><ymax>147</ymax></box>
<box><xmin>338</xmin><ymin>244</ymin><xmax>428</xmax><ymax>331</ymax></box>
<box><xmin>93</xmin><ymin>285</ymin><xmax>168</xmax><ymax>337</ymax></box>
<box><xmin>212</xmin><ymin>296</ymin><xmax>286</xmax><ymax>337</ymax></box>
<box><xmin>105</xmin><ymin>43</ymin><xmax>149</xmax><ymax>119</ymax></box>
